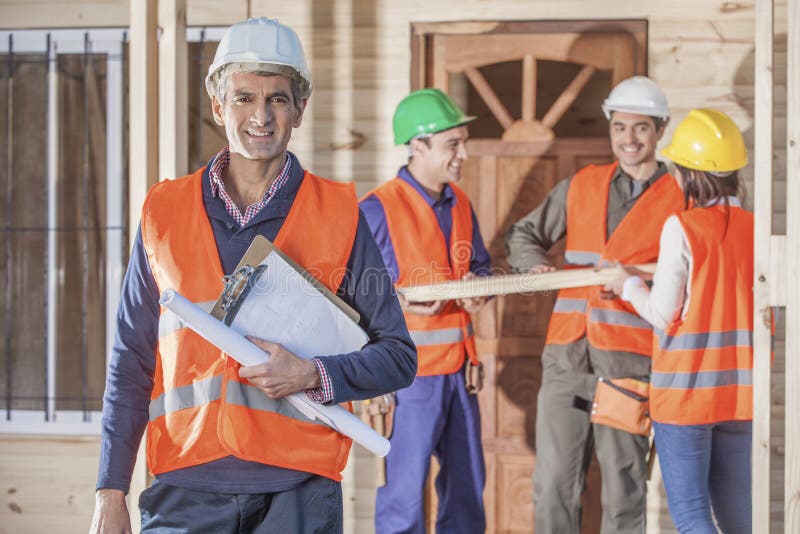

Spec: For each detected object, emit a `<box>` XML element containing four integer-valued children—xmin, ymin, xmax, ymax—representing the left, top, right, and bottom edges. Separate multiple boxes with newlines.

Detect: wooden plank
<box><xmin>786</xmin><ymin>0</ymin><xmax>800</xmax><ymax>528</ymax></box>
<box><xmin>541</xmin><ymin>65</ymin><xmax>595</xmax><ymax>129</ymax></box>
<box><xmin>464</xmin><ymin>66</ymin><xmax>514</xmax><ymax>130</ymax></box>
<box><xmin>753</xmin><ymin>1</ymin><xmax>774</xmax><ymax>529</ymax></box>
<box><xmin>0</xmin><ymin>436</ymin><xmax>101</xmax><ymax>532</ymax></box>
<box><xmin>522</xmin><ymin>54</ymin><xmax>536</xmax><ymax>121</ymax></box>
<box><xmin>431</xmin><ymin>34</ymin><xmax>448</xmax><ymax>94</ymax></box>
<box><xmin>159</xmin><ymin>0</ymin><xmax>189</xmax><ymax>179</ymax></box>
<box><xmin>128</xmin><ymin>2</ymin><xmax>158</xmax><ymax>530</ymax></box>
<box><xmin>752</xmin><ymin>0</ymin><xmax>773</xmax><ymax>525</ymax></box>
<box><xmin>771</xmin><ymin>236</ymin><xmax>786</xmax><ymax>307</ymax></box>
<box><xmin>129</xmin><ymin>0</ymin><xmax>158</xmax><ymax>245</ymax></box>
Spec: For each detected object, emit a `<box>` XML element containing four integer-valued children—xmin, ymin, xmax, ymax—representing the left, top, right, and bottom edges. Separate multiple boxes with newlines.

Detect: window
<box><xmin>0</xmin><ymin>29</ymin><xmax>126</xmax><ymax>434</ymax></box>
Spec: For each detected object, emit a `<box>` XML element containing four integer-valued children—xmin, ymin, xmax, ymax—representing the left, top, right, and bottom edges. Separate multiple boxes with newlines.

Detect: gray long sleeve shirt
<box><xmin>505</xmin><ymin>162</ymin><xmax>670</xmax><ymax>375</ymax></box>
<box><xmin>505</xmin><ymin>162</ymin><xmax>669</xmax><ymax>272</ymax></box>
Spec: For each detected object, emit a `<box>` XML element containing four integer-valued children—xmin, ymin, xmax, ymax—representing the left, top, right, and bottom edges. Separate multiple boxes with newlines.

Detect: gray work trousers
<box><xmin>533</xmin><ymin>337</ymin><xmax>650</xmax><ymax>534</ymax></box>
<box><xmin>138</xmin><ymin>476</ymin><xmax>343</xmax><ymax>533</ymax></box>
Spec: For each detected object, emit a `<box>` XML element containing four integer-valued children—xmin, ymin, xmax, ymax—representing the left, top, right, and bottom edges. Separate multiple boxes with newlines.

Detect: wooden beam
<box><xmin>521</xmin><ymin>54</ymin><xmax>536</xmax><ymax>122</ymax></box>
<box><xmin>785</xmin><ymin>0</ymin><xmax>800</xmax><ymax>529</ymax></box>
<box><xmin>752</xmin><ymin>0</ymin><xmax>773</xmax><ymax>528</ymax></box>
<box><xmin>129</xmin><ymin>0</ymin><xmax>159</xmax><ymax>248</ymax></box>
<box><xmin>463</xmin><ymin>66</ymin><xmax>513</xmax><ymax>130</ymax></box>
<box><xmin>541</xmin><ymin>65</ymin><xmax>595</xmax><ymax>129</ymax></box>
<box><xmin>159</xmin><ymin>0</ymin><xmax>188</xmax><ymax>179</ymax></box>
<box><xmin>431</xmin><ymin>35</ymin><xmax>449</xmax><ymax>95</ymax></box>
<box><xmin>128</xmin><ymin>2</ymin><xmax>158</xmax><ymax>529</ymax></box>
<box><xmin>771</xmin><ymin>236</ymin><xmax>786</xmax><ymax>307</ymax></box>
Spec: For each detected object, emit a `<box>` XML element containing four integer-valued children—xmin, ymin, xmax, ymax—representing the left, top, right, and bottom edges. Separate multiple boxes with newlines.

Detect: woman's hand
<box><xmin>603</xmin><ymin>264</ymin><xmax>639</xmax><ymax>297</ymax></box>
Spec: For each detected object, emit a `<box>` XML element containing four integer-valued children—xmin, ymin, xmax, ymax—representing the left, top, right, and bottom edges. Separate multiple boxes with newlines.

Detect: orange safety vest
<box><xmin>367</xmin><ymin>178</ymin><xmax>478</xmax><ymax>376</ymax></box>
<box><xmin>545</xmin><ymin>162</ymin><xmax>684</xmax><ymax>356</ymax></box>
<box><xmin>650</xmin><ymin>205</ymin><xmax>754</xmax><ymax>425</ymax></box>
<box><xmin>141</xmin><ymin>166</ymin><xmax>359</xmax><ymax>481</ymax></box>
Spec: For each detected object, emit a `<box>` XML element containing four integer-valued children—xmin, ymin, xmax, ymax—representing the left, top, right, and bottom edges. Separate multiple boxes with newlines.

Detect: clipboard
<box><xmin>209</xmin><ymin>235</ymin><xmax>368</xmax><ymax>362</ymax></box>
<box><xmin>211</xmin><ymin>235</ymin><xmax>360</xmax><ymax>325</ymax></box>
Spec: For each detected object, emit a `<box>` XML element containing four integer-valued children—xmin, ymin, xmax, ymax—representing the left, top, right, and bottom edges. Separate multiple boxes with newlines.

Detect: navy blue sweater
<box><xmin>97</xmin><ymin>153</ymin><xmax>416</xmax><ymax>494</ymax></box>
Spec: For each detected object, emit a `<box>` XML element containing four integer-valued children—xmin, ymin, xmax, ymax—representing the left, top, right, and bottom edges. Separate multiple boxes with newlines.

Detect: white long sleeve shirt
<box><xmin>621</xmin><ymin>197</ymin><xmax>742</xmax><ymax>330</ymax></box>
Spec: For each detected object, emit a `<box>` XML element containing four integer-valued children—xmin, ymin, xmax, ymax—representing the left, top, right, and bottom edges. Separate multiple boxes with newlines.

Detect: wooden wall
<box><xmin>0</xmin><ymin>1</ymin><xmax>789</xmax><ymax>532</ymax></box>
<box><xmin>0</xmin><ymin>436</ymin><xmax>100</xmax><ymax>533</ymax></box>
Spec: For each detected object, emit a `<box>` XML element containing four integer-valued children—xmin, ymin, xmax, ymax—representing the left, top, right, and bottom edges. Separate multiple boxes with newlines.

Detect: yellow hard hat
<box><xmin>661</xmin><ymin>109</ymin><xmax>748</xmax><ymax>173</ymax></box>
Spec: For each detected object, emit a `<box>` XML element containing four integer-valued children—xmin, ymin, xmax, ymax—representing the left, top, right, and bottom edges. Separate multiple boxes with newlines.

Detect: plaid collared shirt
<box><xmin>209</xmin><ymin>147</ymin><xmax>292</xmax><ymax>227</ymax></box>
<box><xmin>209</xmin><ymin>147</ymin><xmax>334</xmax><ymax>403</ymax></box>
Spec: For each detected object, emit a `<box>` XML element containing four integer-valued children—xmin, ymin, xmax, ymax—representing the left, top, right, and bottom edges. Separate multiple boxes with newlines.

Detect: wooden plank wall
<box><xmin>0</xmin><ymin>1</ymin><xmax>789</xmax><ymax>532</ymax></box>
<box><xmin>0</xmin><ymin>436</ymin><xmax>100</xmax><ymax>533</ymax></box>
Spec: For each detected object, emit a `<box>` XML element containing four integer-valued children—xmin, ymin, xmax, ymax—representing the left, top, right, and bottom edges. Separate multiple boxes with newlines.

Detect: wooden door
<box><xmin>411</xmin><ymin>20</ymin><xmax>647</xmax><ymax>533</ymax></box>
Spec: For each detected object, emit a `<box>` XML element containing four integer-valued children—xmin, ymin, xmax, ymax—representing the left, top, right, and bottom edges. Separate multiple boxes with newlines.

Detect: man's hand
<box><xmin>397</xmin><ymin>292</ymin><xmax>446</xmax><ymax>316</ymax></box>
<box><xmin>90</xmin><ymin>489</ymin><xmax>131</xmax><ymax>534</ymax></box>
<box><xmin>528</xmin><ymin>263</ymin><xmax>556</xmax><ymax>274</ymax></box>
<box><xmin>456</xmin><ymin>272</ymin><xmax>488</xmax><ymax>314</ymax></box>
<box><xmin>239</xmin><ymin>338</ymin><xmax>320</xmax><ymax>398</ymax></box>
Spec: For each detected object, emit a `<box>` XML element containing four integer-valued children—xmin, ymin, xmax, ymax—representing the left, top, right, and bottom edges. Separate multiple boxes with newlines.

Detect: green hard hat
<box><xmin>392</xmin><ymin>88</ymin><xmax>476</xmax><ymax>145</ymax></box>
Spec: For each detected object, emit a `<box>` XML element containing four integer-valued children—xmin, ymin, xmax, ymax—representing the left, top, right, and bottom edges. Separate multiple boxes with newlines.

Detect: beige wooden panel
<box><xmin>496</xmin><ymin>454</ymin><xmax>535</xmax><ymax>533</ymax></box>
<box><xmin>495</xmin><ymin>355</ymin><xmax>539</xmax><ymax>443</ymax></box>
<box><xmin>0</xmin><ymin>436</ymin><xmax>100</xmax><ymax>534</ymax></box>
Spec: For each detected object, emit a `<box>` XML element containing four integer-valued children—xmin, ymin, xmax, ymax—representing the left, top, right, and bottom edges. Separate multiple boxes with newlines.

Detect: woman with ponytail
<box><xmin>606</xmin><ymin>109</ymin><xmax>753</xmax><ymax>533</ymax></box>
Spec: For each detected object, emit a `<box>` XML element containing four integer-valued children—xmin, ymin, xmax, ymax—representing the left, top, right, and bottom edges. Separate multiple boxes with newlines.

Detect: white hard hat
<box><xmin>602</xmin><ymin>76</ymin><xmax>669</xmax><ymax>120</ymax></box>
<box><xmin>205</xmin><ymin>18</ymin><xmax>312</xmax><ymax>99</ymax></box>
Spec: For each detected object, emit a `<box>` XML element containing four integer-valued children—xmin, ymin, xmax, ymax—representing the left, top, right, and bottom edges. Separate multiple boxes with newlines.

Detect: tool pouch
<box><xmin>360</xmin><ymin>393</ymin><xmax>396</xmax><ymax>438</ymax></box>
<box><xmin>465</xmin><ymin>361</ymin><xmax>484</xmax><ymax>395</ymax></box>
<box><xmin>590</xmin><ymin>377</ymin><xmax>651</xmax><ymax>436</ymax></box>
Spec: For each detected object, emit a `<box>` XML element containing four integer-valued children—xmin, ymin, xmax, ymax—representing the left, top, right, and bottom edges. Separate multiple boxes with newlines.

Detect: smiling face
<box><xmin>608</xmin><ymin>111</ymin><xmax>665</xmax><ymax>176</ymax></box>
<box><xmin>211</xmin><ymin>71</ymin><xmax>306</xmax><ymax>164</ymax></box>
<box><xmin>409</xmin><ymin>125</ymin><xmax>469</xmax><ymax>193</ymax></box>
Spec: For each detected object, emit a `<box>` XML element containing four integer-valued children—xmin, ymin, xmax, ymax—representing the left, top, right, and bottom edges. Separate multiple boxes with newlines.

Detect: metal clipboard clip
<box><xmin>219</xmin><ymin>263</ymin><xmax>268</xmax><ymax>326</ymax></box>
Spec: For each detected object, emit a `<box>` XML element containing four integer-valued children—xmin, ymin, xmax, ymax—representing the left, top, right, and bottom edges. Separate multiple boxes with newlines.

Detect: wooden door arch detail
<box><xmin>412</xmin><ymin>21</ymin><xmax>647</xmax><ymax>149</ymax></box>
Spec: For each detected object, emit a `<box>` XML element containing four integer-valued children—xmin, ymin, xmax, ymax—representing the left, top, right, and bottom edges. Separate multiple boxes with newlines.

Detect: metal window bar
<box><xmin>0</xmin><ymin>27</ymin><xmax>222</xmax><ymax>435</ymax></box>
<box><xmin>82</xmin><ymin>32</ymin><xmax>90</xmax><ymax>422</ymax></box>
<box><xmin>0</xmin><ymin>29</ymin><xmax>127</xmax><ymax>435</ymax></box>
<box><xmin>4</xmin><ymin>34</ymin><xmax>13</xmax><ymax>423</ymax></box>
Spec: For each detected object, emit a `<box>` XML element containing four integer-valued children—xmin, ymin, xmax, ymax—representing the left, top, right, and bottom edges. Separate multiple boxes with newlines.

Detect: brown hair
<box><xmin>677</xmin><ymin>163</ymin><xmax>744</xmax><ymax>237</ymax></box>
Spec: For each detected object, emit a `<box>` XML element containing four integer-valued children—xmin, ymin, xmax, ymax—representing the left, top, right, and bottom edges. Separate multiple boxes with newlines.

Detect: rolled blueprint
<box><xmin>159</xmin><ymin>289</ymin><xmax>391</xmax><ymax>457</ymax></box>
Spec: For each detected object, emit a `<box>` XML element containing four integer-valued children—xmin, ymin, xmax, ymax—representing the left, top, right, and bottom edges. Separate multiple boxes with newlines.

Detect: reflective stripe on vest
<box><xmin>563</xmin><ymin>251</ymin><xmax>600</xmax><ymax>266</ymax></box>
<box><xmin>590</xmin><ymin>308</ymin><xmax>652</xmax><ymax>330</ymax></box>
<box><xmin>149</xmin><ymin>374</ymin><xmax>223</xmax><ymax>421</ymax></box>
<box><xmin>410</xmin><ymin>323</ymin><xmax>474</xmax><ymax>347</ymax></box>
<box><xmin>652</xmin><ymin>368</ymin><xmax>752</xmax><ymax>389</ymax></box>
<box><xmin>656</xmin><ymin>328</ymin><xmax>752</xmax><ymax>351</ymax></box>
<box><xmin>553</xmin><ymin>298</ymin><xmax>587</xmax><ymax>314</ymax></box>
<box><xmin>368</xmin><ymin>178</ymin><xmax>478</xmax><ymax>376</ymax></box>
<box><xmin>142</xmin><ymin>166</ymin><xmax>359</xmax><ymax>480</ymax></box>
<box><xmin>650</xmin><ymin>205</ymin><xmax>754</xmax><ymax>425</ymax></box>
<box><xmin>544</xmin><ymin>162</ymin><xmax>684</xmax><ymax>355</ymax></box>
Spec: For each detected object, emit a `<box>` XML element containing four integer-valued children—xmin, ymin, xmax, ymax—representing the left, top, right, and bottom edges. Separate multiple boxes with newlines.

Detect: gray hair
<box><xmin>213</xmin><ymin>63</ymin><xmax>303</xmax><ymax>109</ymax></box>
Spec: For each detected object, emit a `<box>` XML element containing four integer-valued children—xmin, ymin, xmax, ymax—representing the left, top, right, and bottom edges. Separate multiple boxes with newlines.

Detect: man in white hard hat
<box><xmin>506</xmin><ymin>76</ymin><xmax>684</xmax><ymax>533</ymax></box>
<box><xmin>90</xmin><ymin>18</ymin><xmax>416</xmax><ymax>533</ymax></box>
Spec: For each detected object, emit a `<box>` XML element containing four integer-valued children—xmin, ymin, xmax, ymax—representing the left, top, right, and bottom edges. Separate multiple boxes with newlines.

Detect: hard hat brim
<box><xmin>395</xmin><ymin>115</ymin><xmax>477</xmax><ymax>145</ymax></box>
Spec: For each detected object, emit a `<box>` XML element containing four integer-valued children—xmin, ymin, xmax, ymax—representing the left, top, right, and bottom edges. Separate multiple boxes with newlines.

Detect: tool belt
<box><xmin>465</xmin><ymin>360</ymin><xmax>484</xmax><ymax>395</ymax></box>
<box><xmin>590</xmin><ymin>376</ymin><xmax>651</xmax><ymax>436</ymax></box>
<box><xmin>360</xmin><ymin>393</ymin><xmax>396</xmax><ymax>438</ymax></box>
